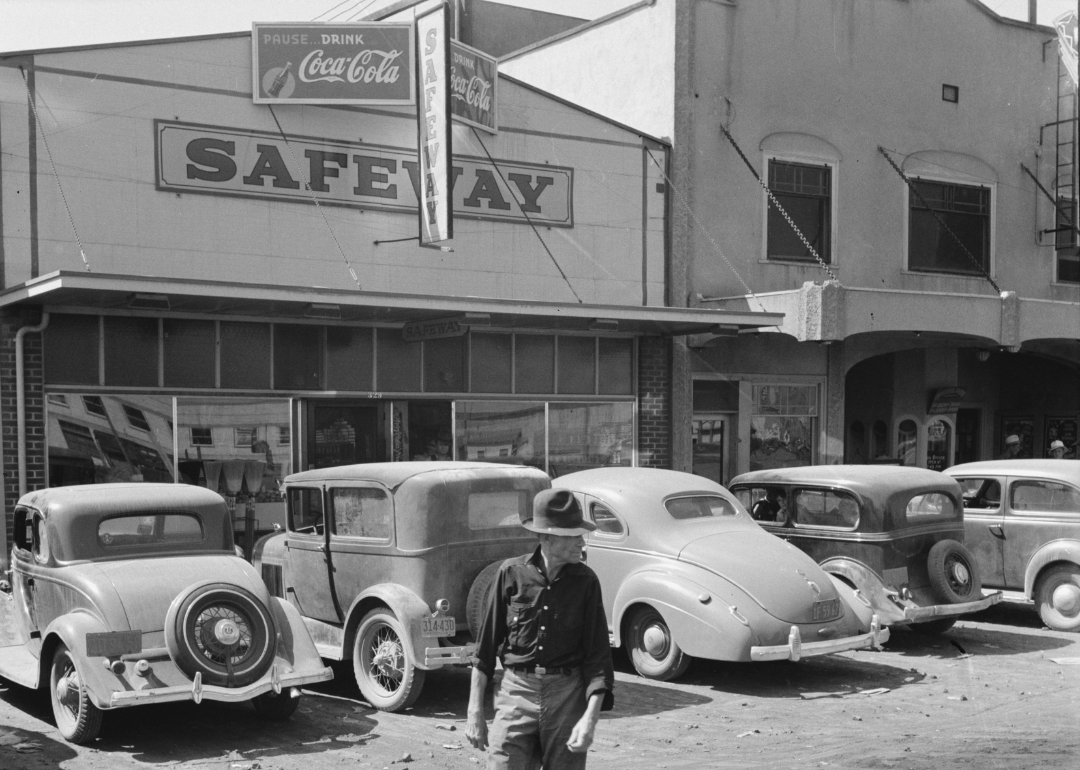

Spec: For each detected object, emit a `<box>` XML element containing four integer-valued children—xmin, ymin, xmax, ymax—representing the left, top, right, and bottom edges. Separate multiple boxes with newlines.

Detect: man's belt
<box><xmin>507</xmin><ymin>665</ymin><xmax>576</xmax><ymax>676</ymax></box>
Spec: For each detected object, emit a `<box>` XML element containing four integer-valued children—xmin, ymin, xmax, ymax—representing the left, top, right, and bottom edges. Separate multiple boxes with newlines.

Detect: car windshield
<box><xmin>664</xmin><ymin>495</ymin><xmax>738</xmax><ymax>520</ymax></box>
<box><xmin>98</xmin><ymin>513</ymin><xmax>204</xmax><ymax>547</ymax></box>
<box><xmin>906</xmin><ymin>492</ymin><xmax>955</xmax><ymax>518</ymax></box>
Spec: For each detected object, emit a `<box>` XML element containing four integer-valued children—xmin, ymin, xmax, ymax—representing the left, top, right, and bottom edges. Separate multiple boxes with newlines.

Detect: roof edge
<box><xmin>499</xmin><ymin>0</ymin><xmax>656</xmax><ymax>63</ymax></box>
<box><xmin>0</xmin><ymin>30</ymin><xmax>251</xmax><ymax>59</ymax></box>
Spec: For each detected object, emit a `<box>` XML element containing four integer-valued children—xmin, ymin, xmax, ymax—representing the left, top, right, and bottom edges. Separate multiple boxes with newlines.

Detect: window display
<box><xmin>749</xmin><ymin>384</ymin><xmax>816</xmax><ymax>471</ymax></box>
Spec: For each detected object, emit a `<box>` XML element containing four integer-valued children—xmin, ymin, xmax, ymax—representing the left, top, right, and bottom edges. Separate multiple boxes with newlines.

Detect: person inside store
<box><xmin>1049</xmin><ymin>439</ymin><xmax>1068</xmax><ymax>459</ymax></box>
<box><xmin>466</xmin><ymin>489</ymin><xmax>614</xmax><ymax>769</ymax></box>
<box><xmin>751</xmin><ymin>488</ymin><xmax>787</xmax><ymax>522</ymax></box>
<box><xmin>413</xmin><ymin>429</ymin><xmax>453</xmax><ymax>461</ymax></box>
<box><xmin>999</xmin><ymin>434</ymin><xmax>1022</xmax><ymax>460</ymax></box>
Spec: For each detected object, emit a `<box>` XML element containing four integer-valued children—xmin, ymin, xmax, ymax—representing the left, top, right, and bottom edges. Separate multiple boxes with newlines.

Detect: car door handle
<box><xmin>26</xmin><ymin>577</ymin><xmax>34</xmax><ymax>588</ymax></box>
<box><xmin>989</xmin><ymin>525</ymin><xmax>1004</xmax><ymax>539</ymax></box>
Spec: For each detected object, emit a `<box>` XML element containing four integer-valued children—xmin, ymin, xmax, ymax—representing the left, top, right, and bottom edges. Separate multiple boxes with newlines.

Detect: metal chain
<box><xmin>21</xmin><ymin>66</ymin><xmax>91</xmax><ymax>272</ymax></box>
<box><xmin>878</xmin><ymin>146</ymin><xmax>1001</xmax><ymax>294</ymax></box>
<box><xmin>719</xmin><ymin>123</ymin><xmax>839</xmax><ymax>284</ymax></box>
<box><xmin>267</xmin><ymin>105</ymin><xmax>362</xmax><ymax>289</ymax></box>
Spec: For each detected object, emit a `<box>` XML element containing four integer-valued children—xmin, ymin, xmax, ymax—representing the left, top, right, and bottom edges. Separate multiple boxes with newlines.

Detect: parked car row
<box><xmin>1</xmin><ymin>459</ymin><xmax>1075</xmax><ymax>744</ymax></box>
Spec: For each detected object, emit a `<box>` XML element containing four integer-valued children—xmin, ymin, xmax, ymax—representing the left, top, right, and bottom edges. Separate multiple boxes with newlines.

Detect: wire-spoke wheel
<box><xmin>50</xmin><ymin>643</ymin><xmax>103</xmax><ymax>744</ymax></box>
<box><xmin>353</xmin><ymin>609</ymin><xmax>425</xmax><ymax>712</ymax></box>
<box><xmin>927</xmin><ymin>540</ymin><xmax>981</xmax><ymax>604</ymax></box>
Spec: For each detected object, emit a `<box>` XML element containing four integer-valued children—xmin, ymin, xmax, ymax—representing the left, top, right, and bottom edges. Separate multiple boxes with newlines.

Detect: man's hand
<box><xmin>566</xmin><ymin>692</ymin><xmax>603</xmax><ymax>753</ymax></box>
<box><xmin>466</xmin><ymin>667</ymin><xmax>490</xmax><ymax>752</ymax></box>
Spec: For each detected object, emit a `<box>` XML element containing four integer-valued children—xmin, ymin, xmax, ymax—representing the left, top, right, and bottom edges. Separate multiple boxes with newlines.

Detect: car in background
<box><xmin>729</xmin><ymin>465</ymin><xmax>1000</xmax><ymax>634</ymax></box>
<box><xmin>0</xmin><ymin>484</ymin><xmax>332</xmax><ymax>744</ymax></box>
<box><xmin>254</xmin><ymin>462</ymin><xmax>550</xmax><ymax>711</ymax></box>
<box><xmin>550</xmin><ymin>467</ymin><xmax>888</xmax><ymax>681</ymax></box>
<box><xmin>945</xmin><ymin>460</ymin><xmax>1080</xmax><ymax>631</ymax></box>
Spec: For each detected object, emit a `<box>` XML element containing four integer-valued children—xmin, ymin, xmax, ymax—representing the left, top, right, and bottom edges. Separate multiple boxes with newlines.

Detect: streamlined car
<box><xmin>730</xmin><ymin>465</ymin><xmax>1000</xmax><ymax>635</ymax></box>
<box><xmin>945</xmin><ymin>460</ymin><xmax>1080</xmax><ymax>631</ymax></box>
<box><xmin>0</xmin><ymin>484</ymin><xmax>332</xmax><ymax>744</ymax></box>
<box><xmin>551</xmin><ymin>467</ymin><xmax>889</xmax><ymax>680</ymax></box>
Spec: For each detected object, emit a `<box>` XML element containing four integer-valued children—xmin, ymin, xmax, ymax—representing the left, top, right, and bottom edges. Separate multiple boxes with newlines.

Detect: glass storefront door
<box><xmin>693</xmin><ymin>415</ymin><xmax>729</xmax><ymax>485</ymax></box>
<box><xmin>306</xmin><ymin>403</ymin><xmax>386</xmax><ymax>470</ymax></box>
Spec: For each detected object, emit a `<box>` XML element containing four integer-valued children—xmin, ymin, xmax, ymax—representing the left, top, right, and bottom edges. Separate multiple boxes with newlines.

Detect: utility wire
<box><xmin>719</xmin><ymin>123</ymin><xmax>839</xmax><ymax>284</ymax></box>
<box><xmin>471</xmin><ymin>126</ymin><xmax>583</xmax><ymax>303</ymax></box>
<box><xmin>20</xmin><ymin>66</ymin><xmax>91</xmax><ymax>273</ymax></box>
<box><xmin>312</xmin><ymin>0</ymin><xmax>353</xmax><ymax>20</ymax></box>
<box><xmin>878</xmin><ymin>146</ymin><xmax>1001</xmax><ymax>294</ymax></box>
<box><xmin>267</xmin><ymin>104</ymin><xmax>363</xmax><ymax>289</ymax></box>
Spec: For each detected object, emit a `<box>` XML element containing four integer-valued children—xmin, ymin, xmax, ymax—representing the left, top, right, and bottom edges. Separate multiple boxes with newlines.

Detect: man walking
<box><xmin>466</xmin><ymin>488</ymin><xmax>614</xmax><ymax>769</ymax></box>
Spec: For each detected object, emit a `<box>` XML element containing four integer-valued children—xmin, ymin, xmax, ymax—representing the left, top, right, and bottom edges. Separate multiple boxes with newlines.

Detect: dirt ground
<box><xmin>2</xmin><ymin>601</ymin><xmax>1080</xmax><ymax>770</ymax></box>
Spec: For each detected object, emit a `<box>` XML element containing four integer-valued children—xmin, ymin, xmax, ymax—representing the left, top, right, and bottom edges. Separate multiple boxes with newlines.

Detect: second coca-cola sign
<box><xmin>252</xmin><ymin>22</ymin><xmax>415</xmax><ymax>105</ymax></box>
<box><xmin>449</xmin><ymin>40</ymin><xmax>497</xmax><ymax>133</ymax></box>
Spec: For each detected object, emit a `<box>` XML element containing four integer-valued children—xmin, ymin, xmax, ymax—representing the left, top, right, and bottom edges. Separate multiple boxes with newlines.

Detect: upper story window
<box><xmin>122</xmin><ymin>404</ymin><xmax>151</xmax><ymax>431</ymax></box>
<box><xmin>908</xmin><ymin>179</ymin><xmax>990</xmax><ymax>275</ymax></box>
<box><xmin>767</xmin><ymin>159</ymin><xmax>832</xmax><ymax>264</ymax></box>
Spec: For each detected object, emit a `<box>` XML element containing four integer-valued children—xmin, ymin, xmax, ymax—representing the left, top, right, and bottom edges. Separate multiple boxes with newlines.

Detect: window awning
<box><xmin>1</xmin><ymin>271</ymin><xmax>785</xmax><ymax>336</ymax></box>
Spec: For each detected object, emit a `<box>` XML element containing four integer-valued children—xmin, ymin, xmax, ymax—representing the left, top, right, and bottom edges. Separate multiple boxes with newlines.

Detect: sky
<box><xmin>0</xmin><ymin>0</ymin><xmax>1072</xmax><ymax>55</ymax></box>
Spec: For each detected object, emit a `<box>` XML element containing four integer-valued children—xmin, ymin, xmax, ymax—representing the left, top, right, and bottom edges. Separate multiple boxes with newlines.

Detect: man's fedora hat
<box><xmin>523</xmin><ymin>489</ymin><xmax>596</xmax><ymax>536</ymax></box>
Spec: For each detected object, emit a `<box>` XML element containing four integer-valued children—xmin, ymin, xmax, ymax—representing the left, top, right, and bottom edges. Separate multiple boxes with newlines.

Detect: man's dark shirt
<box><xmin>474</xmin><ymin>545</ymin><xmax>614</xmax><ymax>711</ymax></box>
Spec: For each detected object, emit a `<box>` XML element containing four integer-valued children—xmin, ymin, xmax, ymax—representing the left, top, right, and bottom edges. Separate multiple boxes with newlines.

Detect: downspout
<box><xmin>16</xmin><ymin>311</ymin><xmax>49</xmax><ymax>497</ymax></box>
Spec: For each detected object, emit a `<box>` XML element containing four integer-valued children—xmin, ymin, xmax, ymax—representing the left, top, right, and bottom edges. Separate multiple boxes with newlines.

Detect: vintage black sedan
<box><xmin>0</xmin><ymin>484</ymin><xmax>332</xmax><ymax>744</ymax></box>
<box><xmin>730</xmin><ymin>465</ymin><xmax>1001</xmax><ymax>634</ymax></box>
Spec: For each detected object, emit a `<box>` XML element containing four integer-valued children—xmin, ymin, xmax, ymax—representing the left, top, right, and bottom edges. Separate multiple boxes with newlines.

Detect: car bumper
<box><xmin>424</xmin><ymin>643</ymin><xmax>476</xmax><ymax>668</ymax></box>
<box><xmin>903</xmin><ymin>591</ymin><xmax>1003</xmax><ymax>623</ymax></box>
<box><xmin>108</xmin><ymin>663</ymin><xmax>334</xmax><ymax>708</ymax></box>
<box><xmin>750</xmin><ymin>615</ymin><xmax>890</xmax><ymax>662</ymax></box>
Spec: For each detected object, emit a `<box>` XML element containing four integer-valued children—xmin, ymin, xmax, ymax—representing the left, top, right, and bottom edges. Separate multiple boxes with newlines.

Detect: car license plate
<box><xmin>812</xmin><ymin>599</ymin><xmax>840</xmax><ymax>622</ymax></box>
<box><xmin>421</xmin><ymin>616</ymin><xmax>456</xmax><ymax>638</ymax></box>
<box><xmin>86</xmin><ymin>630</ymin><xmax>142</xmax><ymax>657</ymax></box>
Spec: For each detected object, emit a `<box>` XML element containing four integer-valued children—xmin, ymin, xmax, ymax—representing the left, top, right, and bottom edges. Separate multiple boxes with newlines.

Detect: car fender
<box><xmin>819</xmin><ymin>557</ymin><xmax>905</xmax><ymax>625</ymax></box>
<box><xmin>611</xmin><ymin>568</ymin><xmax>754</xmax><ymax>661</ymax></box>
<box><xmin>342</xmin><ymin>584</ymin><xmax>435</xmax><ymax>670</ymax></box>
<box><xmin>39</xmin><ymin>609</ymin><xmax>115</xmax><ymax>708</ymax></box>
<box><xmin>1023</xmin><ymin>539</ymin><xmax>1080</xmax><ymax>598</ymax></box>
<box><xmin>267</xmin><ymin>595</ymin><xmax>326</xmax><ymax>673</ymax></box>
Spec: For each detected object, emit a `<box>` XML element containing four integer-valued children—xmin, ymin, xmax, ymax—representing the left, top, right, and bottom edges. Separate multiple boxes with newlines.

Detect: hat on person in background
<box><xmin>1050</xmin><ymin>440</ymin><xmax>1066</xmax><ymax>451</ymax></box>
<box><xmin>1005</xmin><ymin>435</ymin><xmax>1021</xmax><ymax>446</ymax></box>
<box><xmin>523</xmin><ymin>489</ymin><xmax>596</xmax><ymax>536</ymax></box>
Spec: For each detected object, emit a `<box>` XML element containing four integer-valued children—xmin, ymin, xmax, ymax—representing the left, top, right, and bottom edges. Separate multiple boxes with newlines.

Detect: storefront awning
<box><xmin>1</xmin><ymin>271</ymin><xmax>785</xmax><ymax>336</ymax></box>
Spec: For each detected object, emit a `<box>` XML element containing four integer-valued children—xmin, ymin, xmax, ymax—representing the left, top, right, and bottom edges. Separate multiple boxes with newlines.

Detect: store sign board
<box><xmin>416</xmin><ymin>5</ymin><xmax>453</xmax><ymax>247</ymax></box>
<box><xmin>402</xmin><ymin>317</ymin><xmax>466</xmax><ymax>342</ymax></box>
<box><xmin>450</xmin><ymin>40</ymin><xmax>497</xmax><ymax>134</ymax></box>
<box><xmin>927</xmin><ymin>386</ymin><xmax>965</xmax><ymax>415</ymax></box>
<box><xmin>252</xmin><ymin>22</ymin><xmax>414</xmax><ymax>104</ymax></box>
<box><xmin>155</xmin><ymin>121</ymin><xmax>573</xmax><ymax>227</ymax></box>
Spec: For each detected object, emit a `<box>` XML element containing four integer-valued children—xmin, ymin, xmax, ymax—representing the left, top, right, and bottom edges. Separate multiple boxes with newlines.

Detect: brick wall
<box><xmin>638</xmin><ymin>335</ymin><xmax>671</xmax><ymax>468</ymax></box>
<box><xmin>1</xmin><ymin>307</ymin><xmax>46</xmax><ymax>550</ymax></box>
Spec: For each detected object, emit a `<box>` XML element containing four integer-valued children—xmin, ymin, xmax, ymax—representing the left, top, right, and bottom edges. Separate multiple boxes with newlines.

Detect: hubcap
<box><xmin>642</xmin><ymin>624</ymin><xmax>669</xmax><ymax>657</ymax></box>
<box><xmin>1052</xmin><ymin>583</ymin><xmax>1080</xmax><ymax>617</ymax></box>
<box><xmin>214</xmin><ymin>618</ymin><xmax>240</xmax><ymax>646</ymax></box>
<box><xmin>949</xmin><ymin>561</ymin><xmax>971</xmax><ymax>587</ymax></box>
<box><xmin>55</xmin><ymin>666</ymin><xmax>80</xmax><ymax>715</ymax></box>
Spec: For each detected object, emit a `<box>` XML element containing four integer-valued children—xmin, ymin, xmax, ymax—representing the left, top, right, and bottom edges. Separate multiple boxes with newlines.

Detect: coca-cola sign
<box><xmin>252</xmin><ymin>22</ymin><xmax>414</xmax><ymax>105</ymax></box>
<box><xmin>450</xmin><ymin>40</ymin><xmax>497</xmax><ymax>134</ymax></box>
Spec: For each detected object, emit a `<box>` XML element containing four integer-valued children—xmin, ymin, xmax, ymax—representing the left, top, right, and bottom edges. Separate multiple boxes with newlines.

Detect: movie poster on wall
<box><xmin>252</xmin><ymin>22</ymin><xmax>414</xmax><ymax>104</ymax></box>
<box><xmin>415</xmin><ymin>4</ymin><xmax>453</xmax><ymax>247</ymax></box>
<box><xmin>450</xmin><ymin>40</ymin><xmax>498</xmax><ymax>133</ymax></box>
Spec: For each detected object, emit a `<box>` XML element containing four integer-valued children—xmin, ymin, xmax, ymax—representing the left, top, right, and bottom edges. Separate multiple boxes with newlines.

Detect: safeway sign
<box><xmin>252</xmin><ymin>22</ymin><xmax>414</xmax><ymax>104</ymax></box>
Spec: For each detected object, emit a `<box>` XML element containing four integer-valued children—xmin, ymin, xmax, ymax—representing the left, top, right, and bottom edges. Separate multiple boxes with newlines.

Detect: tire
<box><xmin>466</xmin><ymin>561</ymin><xmax>504</xmax><ymax>636</ymax></box>
<box><xmin>50</xmin><ymin>643</ymin><xmax>103</xmax><ymax>744</ymax></box>
<box><xmin>1035</xmin><ymin>565</ymin><xmax>1080</xmax><ymax>632</ymax></box>
<box><xmin>908</xmin><ymin>617</ymin><xmax>957</xmax><ymax>636</ymax></box>
<box><xmin>626</xmin><ymin>606</ymin><xmax>691</xmax><ymax>681</ymax></box>
<box><xmin>166</xmin><ymin>582</ymin><xmax>276</xmax><ymax>688</ymax></box>
<box><xmin>353</xmin><ymin>609</ymin><xmax>426</xmax><ymax>711</ymax></box>
<box><xmin>927</xmin><ymin>540</ymin><xmax>981</xmax><ymax>604</ymax></box>
<box><xmin>251</xmin><ymin>690</ymin><xmax>300</xmax><ymax>720</ymax></box>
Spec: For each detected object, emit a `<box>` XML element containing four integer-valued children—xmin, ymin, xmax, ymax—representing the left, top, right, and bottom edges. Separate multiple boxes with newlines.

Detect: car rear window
<box><xmin>906</xmin><ymin>492</ymin><xmax>956</xmax><ymax>519</ymax></box>
<box><xmin>664</xmin><ymin>495</ymin><xmax>738</xmax><ymax>520</ymax></box>
<box><xmin>1011</xmin><ymin>481</ymin><xmax>1080</xmax><ymax>514</ymax></box>
<box><xmin>794</xmin><ymin>490</ymin><xmax>859</xmax><ymax>529</ymax></box>
<box><xmin>469</xmin><ymin>490</ymin><xmax>528</xmax><ymax>529</ymax></box>
<box><xmin>98</xmin><ymin>513</ymin><xmax>203</xmax><ymax>547</ymax></box>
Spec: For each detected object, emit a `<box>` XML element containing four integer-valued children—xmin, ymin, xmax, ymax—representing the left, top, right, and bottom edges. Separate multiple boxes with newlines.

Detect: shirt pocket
<box><xmin>551</xmin><ymin>606</ymin><xmax>583</xmax><ymax>645</ymax></box>
<box><xmin>507</xmin><ymin>600</ymin><xmax>538</xmax><ymax>649</ymax></box>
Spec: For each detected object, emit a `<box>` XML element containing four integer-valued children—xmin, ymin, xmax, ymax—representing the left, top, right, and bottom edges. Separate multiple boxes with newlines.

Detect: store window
<box><xmin>515</xmin><ymin>335</ymin><xmax>554</xmax><ymax>394</ymax></box>
<box><xmin>44</xmin><ymin>314</ymin><xmax>99</xmax><ymax>386</ymax></box>
<box><xmin>871</xmin><ymin>420</ymin><xmax>888</xmax><ymax>460</ymax></box>
<box><xmin>897</xmin><ymin>419</ymin><xmax>918</xmax><ymax>466</ymax></box>
<box><xmin>220</xmin><ymin>322</ymin><xmax>271</xmax><ymax>389</ymax></box>
<box><xmin>925</xmin><ymin>418</ymin><xmax>952</xmax><ymax>471</ymax></box>
<box><xmin>274</xmin><ymin>324</ymin><xmax>322</xmax><ymax>391</ymax></box>
<box><xmin>470</xmin><ymin>333</ymin><xmax>512</xmax><ymax>393</ymax></box>
<box><xmin>104</xmin><ymin>317</ymin><xmax>158</xmax><ymax>387</ymax></box>
<box><xmin>908</xmin><ymin>179</ymin><xmax>990</xmax><ymax>275</ymax></box>
<box><xmin>767</xmin><ymin>159</ymin><xmax>832</xmax><ymax>263</ymax></box>
<box><xmin>456</xmin><ymin>401</ymin><xmax>545</xmax><ymax>467</ymax></box>
<box><xmin>424</xmin><ymin>336</ymin><xmax>465</xmax><ymax>392</ymax></box>
<box><xmin>749</xmin><ymin>384</ymin><xmax>816</xmax><ymax>472</ymax></box>
<box><xmin>548</xmin><ymin>402</ymin><xmax>633</xmax><ymax>477</ymax></box>
<box><xmin>326</xmin><ymin>327</ymin><xmax>374</xmax><ymax>391</ymax></box>
<box><xmin>164</xmin><ymin>319</ymin><xmax>216</xmax><ymax>388</ymax></box>
<box><xmin>557</xmin><ymin>337</ymin><xmax>596</xmax><ymax>394</ymax></box>
<box><xmin>377</xmin><ymin>328</ymin><xmax>421</xmax><ymax>392</ymax></box>
<box><xmin>598</xmin><ymin>338</ymin><xmax>633</xmax><ymax>395</ymax></box>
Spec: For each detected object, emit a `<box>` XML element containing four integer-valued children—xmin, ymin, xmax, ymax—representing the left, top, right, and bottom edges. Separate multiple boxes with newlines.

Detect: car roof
<box><xmin>554</xmin><ymin>466</ymin><xmax>729</xmax><ymax>499</ymax></box>
<box><xmin>729</xmin><ymin>464</ymin><xmax>956</xmax><ymax>497</ymax></box>
<box><xmin>945</xmin><ymin>459</ymin><xmax>1080</xmax><ymax>481</ymax></box>
<box><xmin>284</xmin><ymin>461</ymin><xmax>547</xmax><ymax>490</ymax></box>
<box><xmin>18</xmin><ymin>483</ymin><xmax>228</xmax><ymax>519</ymax></box>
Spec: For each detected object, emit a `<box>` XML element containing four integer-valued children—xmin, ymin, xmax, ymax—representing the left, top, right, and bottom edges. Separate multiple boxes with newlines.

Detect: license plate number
<box><xmin>421</xmin><ymin>616</ymin><xmax>456</xmax><ymax>638</ymax></box>
<box><xmin>86</xmin><ymin>630</ymin><xmax>142</xmax><ymax>657</ymax></box>
<box><xmin>812</xmin><ymin>599</ymin><xmax>840</xmax><ymax>622</ymax></box>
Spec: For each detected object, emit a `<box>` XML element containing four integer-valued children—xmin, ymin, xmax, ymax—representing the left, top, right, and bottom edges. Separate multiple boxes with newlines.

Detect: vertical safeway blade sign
<box><xmin>416</xmin><ymin>3</ymin><xmax>453</xmax><ymax>247</ymax></box>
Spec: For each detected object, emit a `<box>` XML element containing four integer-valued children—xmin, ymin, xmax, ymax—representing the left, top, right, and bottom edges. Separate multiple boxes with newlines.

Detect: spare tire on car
<box><xmin>166</xmin><ymin>582</ymin><xmax>277</xmax><ymax>687</ymax></box>
<box><xmin>467</xmin><ymin>560</ymin><xmax>506</xmax><ymax>636</ymax></box>
<box><xmin>927</xmin><ymin>540</ymin><xmax>981</xmax><ymax>605</ymax></box>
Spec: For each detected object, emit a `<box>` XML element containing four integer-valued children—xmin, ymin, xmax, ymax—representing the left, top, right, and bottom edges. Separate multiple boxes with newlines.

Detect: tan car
<box><xmin>946</xmin><ymin>460</ymin><xmax>1080</xmax><ymax>631</ymax></box>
